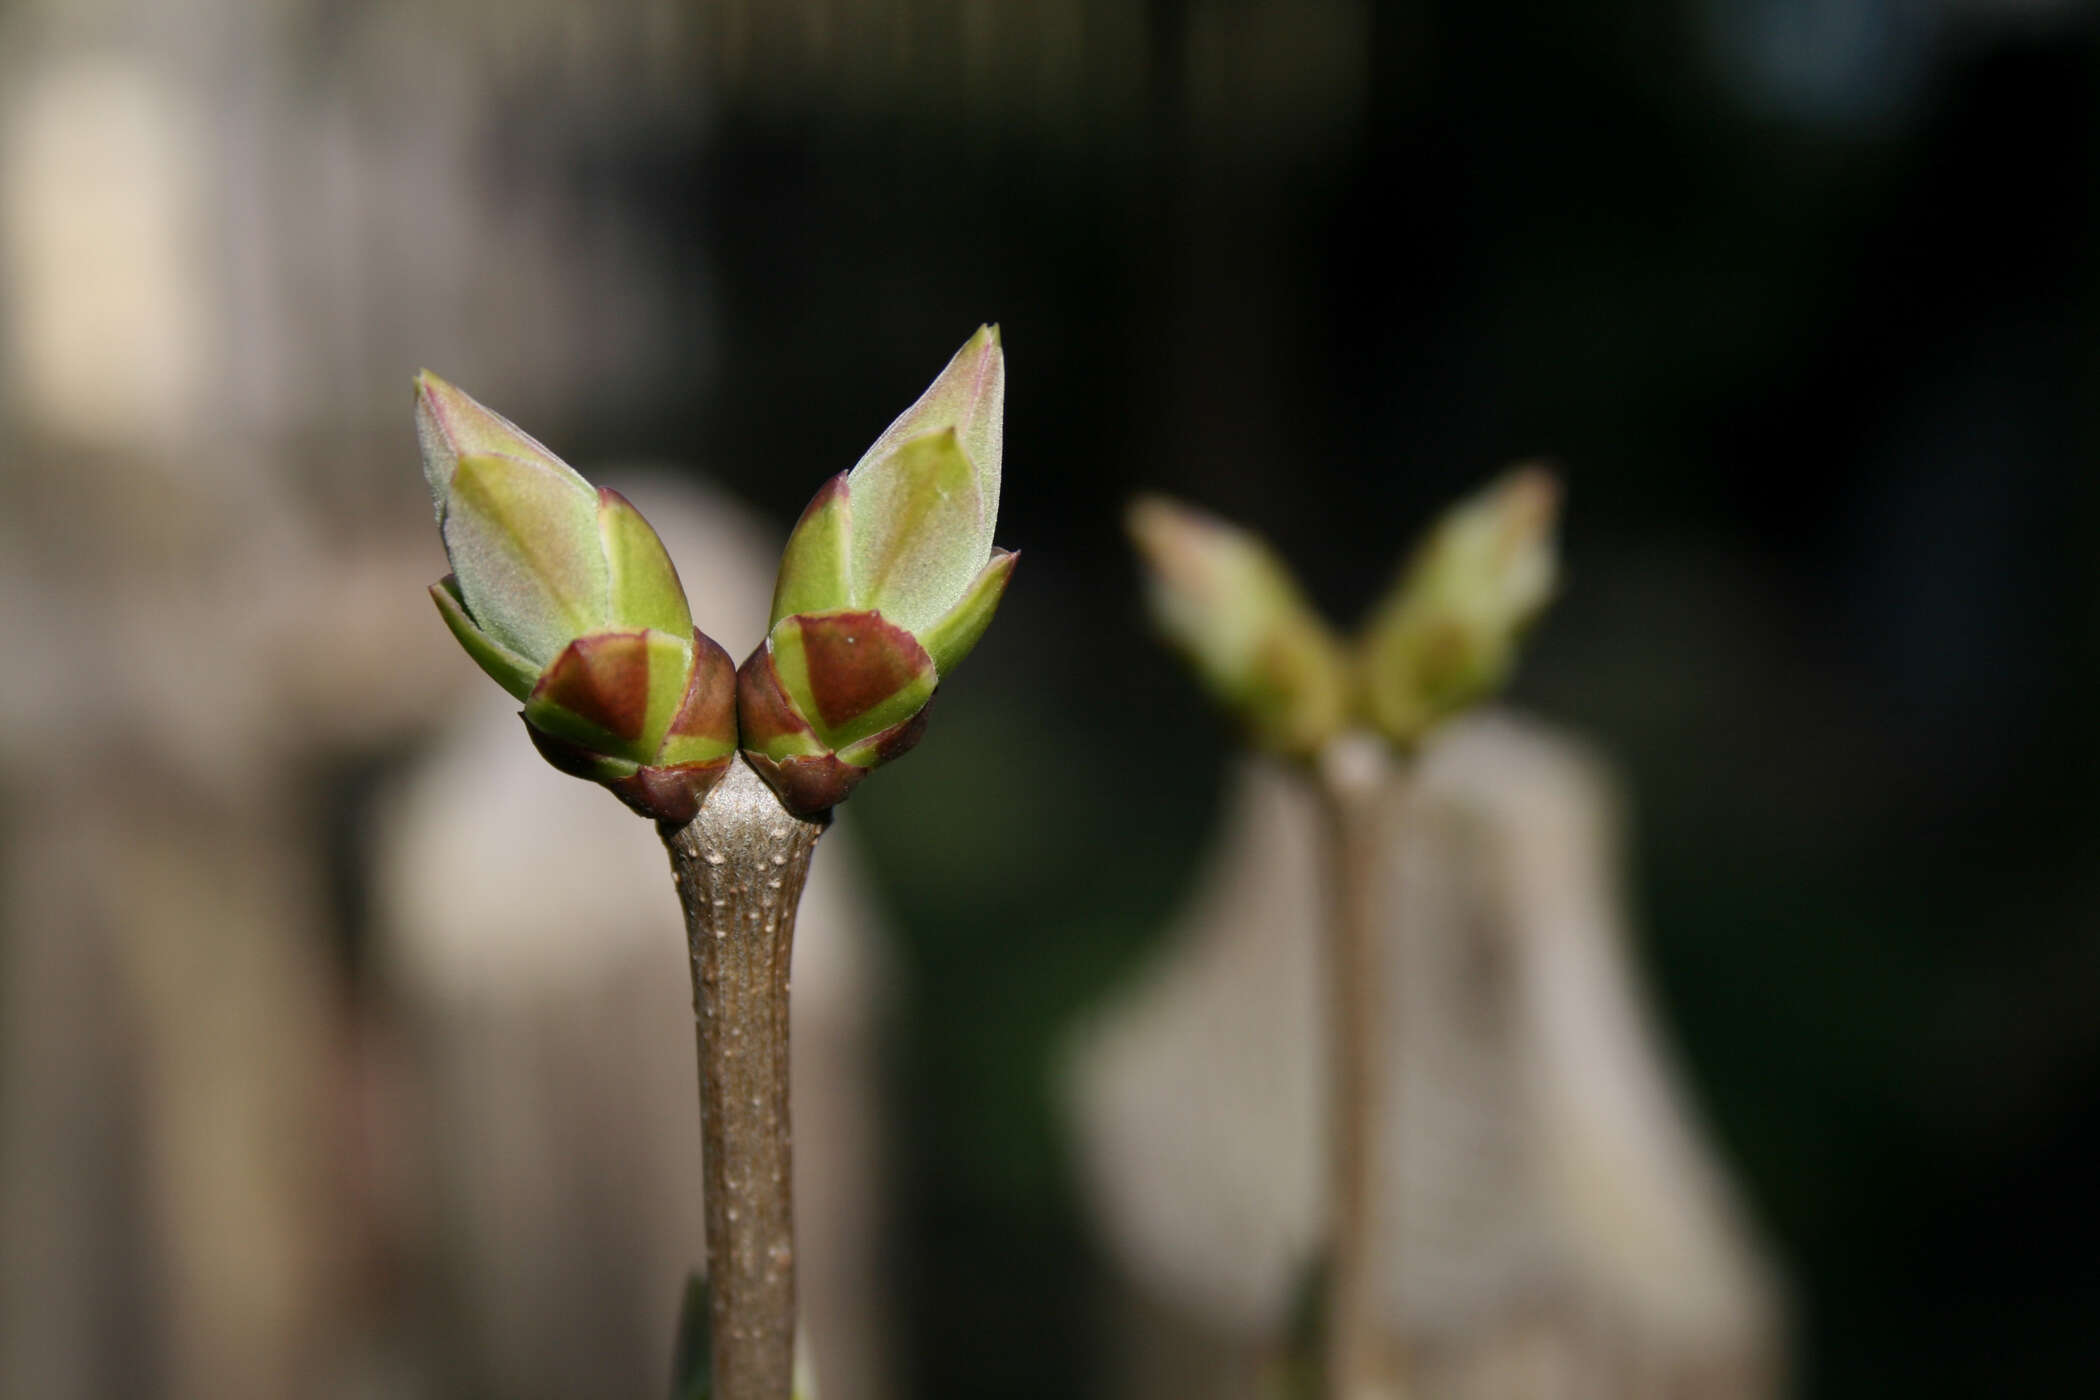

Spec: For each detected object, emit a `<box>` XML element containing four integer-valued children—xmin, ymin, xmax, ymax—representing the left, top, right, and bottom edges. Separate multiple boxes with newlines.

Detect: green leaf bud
<box><xmin>1359</xmin><ymin>465</ymin><xmax>1560</xmax><ymax>748</ymax></box>
<box><xmin>417</xmin><ymin>372</ymin><xmax>735</xmax><ymax>821</ymax></box>
<box><xmin>744</xmin><ymin>329</ymin><xmax>1016</xmax><ymax>814</ymax></box>
<box><xmin>1127</xmin><ymin>495</ymin><xmax>1353</xmax><ymax>760</ymax></box>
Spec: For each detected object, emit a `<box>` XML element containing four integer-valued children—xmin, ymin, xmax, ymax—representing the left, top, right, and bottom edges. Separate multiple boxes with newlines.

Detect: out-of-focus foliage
<box><xmin>1358</xmin><ymin>467</ymin><xmax>1559</xmax><ymax>748</ymax></box>
<box><xmin>1127</xmin><ymin>494</ymin><xmax>1353</xmax><ymax>759</ymax></box>
<box><xmin>1129</xmin><ymin>467</ymin><xmax>1559</xmax><ymax>757</ymax></box>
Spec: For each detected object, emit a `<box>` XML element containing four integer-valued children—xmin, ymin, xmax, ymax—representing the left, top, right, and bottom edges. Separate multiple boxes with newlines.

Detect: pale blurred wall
<box><xmin>1065</xmin><ymin>715</ymin><xmax>1785</xmax><ymax>1399</ymax></box>
<box><xmin>0</xmin><ymin>4</ymin><xmax>734</xmax><ymax>1397</ymax></box>
<box><xmin>0</xmin><ymin>0</ymin><xmax>729</xmax><ymax>786</ymax></box>
<box><xmin>0</xmin><ymin>0</ymin><xmax>707</xmax><ymax>457</ymax></box>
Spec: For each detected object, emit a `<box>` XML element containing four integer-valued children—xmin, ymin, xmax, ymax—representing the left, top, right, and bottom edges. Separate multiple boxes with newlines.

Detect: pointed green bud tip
<box><xmin>415</xmin><ymin>369</ymin><xmax>586</xmax><ymax>518</ymax></box>
<box><xmin>1360</xmin><ymin>464</ymin><xmax>1562</xmax><ymax>748</ymax></box>
<box><xmin>850</xmin><ymin>324</ymin><xmax>1004</xmax><ymax>528</ymax></box>
<box><xmin>1126</xmin><ymin>495</ymin><xmax>1352</xmax><ymax>760</ymax></box>
<box><xmin>821</xmin><ymin>328</ymin><xmax>1009</xmax><ymax>641</ymax></box>
<box><xmin>415</xmin><ymin>373</ymin><xmax>727</xmax><ymax>820</ymax></box>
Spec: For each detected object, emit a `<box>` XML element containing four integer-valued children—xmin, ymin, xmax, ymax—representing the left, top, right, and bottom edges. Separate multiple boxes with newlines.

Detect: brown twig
<box><xmin>662</xmin><ymin>756</ymin><xmax>828</xmax><ymax>1400</ymax></box>
<box><xmin>1316</xmin><ymin>734</ymin><xmax>1394</xmax><ymax>1400</ymax></box>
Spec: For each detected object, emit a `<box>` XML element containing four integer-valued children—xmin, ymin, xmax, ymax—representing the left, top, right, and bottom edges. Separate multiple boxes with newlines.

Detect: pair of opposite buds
<box><xmin>1128</xmin><ymin>467</ymin><xmax>1560</xmax><ymax>760</ymax></box>
<box><xmin>425</xmin><ymin>324</ymin><xmax>1559</xmax><ymax>821</ymax></box>
<box><xmin>419</xmin><ymin>328</ymin><xmax>1016</xmax><ymax>823</ymax></box>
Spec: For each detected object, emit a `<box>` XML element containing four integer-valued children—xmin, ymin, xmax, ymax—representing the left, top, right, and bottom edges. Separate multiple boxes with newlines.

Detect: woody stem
<box><xmin>1316</xmin><ymin>733</ymin><xmax>1395</xmax><ymax>1400</ymax></box>
<box><xmin>661</xmin><ymin>756</ymin><xmax>828</xmax><ymax>1400</ymax></box>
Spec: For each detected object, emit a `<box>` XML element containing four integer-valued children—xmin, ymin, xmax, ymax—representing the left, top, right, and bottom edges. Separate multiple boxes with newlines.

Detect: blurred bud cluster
<box><xmin>1130</xmin><ymin>469</ymin><xmax>1561</xmax><ymax>758</ymax></box>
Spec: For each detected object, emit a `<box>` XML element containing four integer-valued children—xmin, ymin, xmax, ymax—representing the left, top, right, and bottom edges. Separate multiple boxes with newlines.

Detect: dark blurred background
<box><xmin>5</xmin><ymin>0</ymin><xmax>2100</xmax><ymax>1395</ymax></box>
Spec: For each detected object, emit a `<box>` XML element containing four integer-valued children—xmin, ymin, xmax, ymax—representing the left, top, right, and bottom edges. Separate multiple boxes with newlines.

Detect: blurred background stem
<box><xmin>663</xmin><ymin>758</ymin><xmax>829</xmax><ymax>1400</ymax></box>
<box><xmin>1317</xmin><ymin>735</ymin><xmax>1396</xmax><ymax>1400</ymax></box>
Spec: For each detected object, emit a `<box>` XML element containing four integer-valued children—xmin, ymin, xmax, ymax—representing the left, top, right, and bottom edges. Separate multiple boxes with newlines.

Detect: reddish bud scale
<box><xmin>534</xmin><ymin>631</ymin><xmax>654</xmax><ymax>741</ymax></box>
<box><xmin>667</xmin><ymin>638</ymin><xmax>739</xmax><ymax>747</ymax></box>
<box><xmin>800</xmin><ymin>612</ymin><xmax>928</xmax><ymax>733</ymax></box>
<box><xmin>739</xmin><ymin>749</ymin><xmax>870</xmax><ymax>818</ymax></box>
<box><xmin>524</xmin><ymin>629</ymin><xmax>739</xmax><ymax>824</ymax></box>
<box><xmin>735</xmin><ymin>615</ymin><xmax>937</xmax><ymax>817</ymax></box>
<box><xmin>734</xmin><ymin>644</ymin><xmax>823</xmax><ymax>755</ymax></box>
